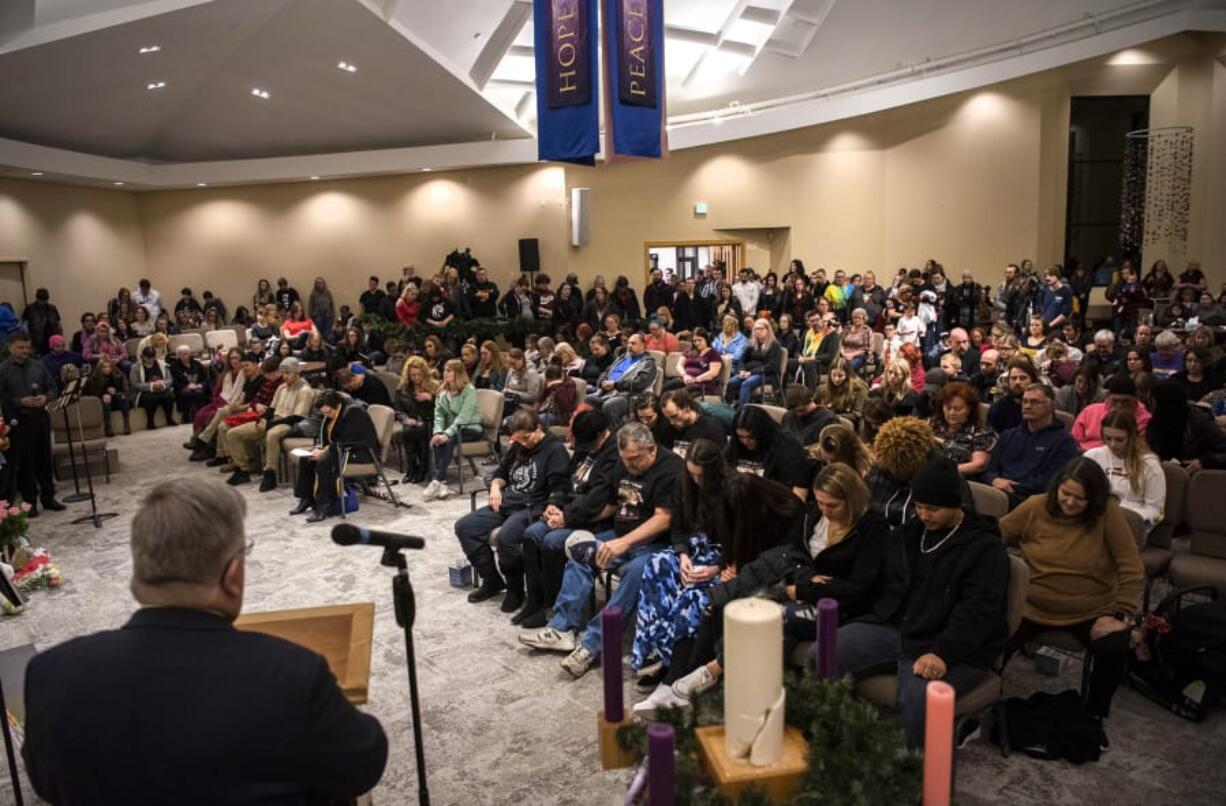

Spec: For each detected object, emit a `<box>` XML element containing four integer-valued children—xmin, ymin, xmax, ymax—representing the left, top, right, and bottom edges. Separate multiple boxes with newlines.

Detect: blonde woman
<box><xmin>1085</xmin><ymin>410</ymin><xmax>1165</xmax><ymax>533</ymax></box>
<box><xmin>725</xmin><ymin>318</ymin><xmax>782</xmax><ymax>407</ymax></box>
<box><xmin>137</xmin><ymin>331</ymin><xmax>170</xmax><ymax>363</ymax></box>
<box><xmin>426</xmin><ymin>359</ymin><xmax>483</xmax><ymax>500</ymax></box>
<box><xmin>874</xmin><ymin>356</ymin><xmax>918</xmax><ymax>411</ymax></box>
<box><xmin>397</xmin><ymin>356</ymin><xmax>440</xmax><ymax>484</ymax></box>
<box><xmin>554</xmin><ymin>342</ymin><xmax>585</xmax><ymax>376</ymax></box>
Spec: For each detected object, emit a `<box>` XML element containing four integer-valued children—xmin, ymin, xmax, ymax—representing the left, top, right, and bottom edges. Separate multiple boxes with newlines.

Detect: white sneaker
<box><xmin>671</xmin><ymin>665</ymin><xmax>718</xmax><ymax>700</ymax></box>
<box><xmin>518</xmin><ymin>627</ymin><xmax>577</xmax><ymax>653</ymax></box>
<box><xmin>434</xmin><ymin>482</ymin><xmax>452</xmax><ymax>500</ymax></box>
<box><xmin>422</xmin><ymin>480</ymin><xmax>442</xmax><ymax>500</ymax></box>
<box><xmin>560</xmin><ymin>646</ymin><xmax>598</xmax><ymax>678</ymax></box>
<box><xmin>631</xmin><ymin>683</ymin><xmax>678</xmax><ymax>719</ymax></box>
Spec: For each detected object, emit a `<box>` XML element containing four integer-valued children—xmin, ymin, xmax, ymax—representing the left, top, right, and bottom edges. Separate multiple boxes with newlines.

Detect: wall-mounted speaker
<box><xmin>518</xmin><ymin>238</ymin><xmax>540</xmax><ymax>273</ymax></box>
<box><xmin>571</xmin><ymin>187</ymin><xmax>590</xmax><ymax>247</ymax></box>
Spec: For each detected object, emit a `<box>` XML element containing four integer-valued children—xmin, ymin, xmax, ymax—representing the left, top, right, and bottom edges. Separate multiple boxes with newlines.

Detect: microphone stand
<box><xmin>381</xmin><ymin>547</ymin><xmax>429</xmax><ymax>805</ymax></box>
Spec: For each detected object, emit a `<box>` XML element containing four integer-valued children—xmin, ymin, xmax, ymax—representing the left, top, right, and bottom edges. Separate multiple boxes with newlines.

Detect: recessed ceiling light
<box><xmin>113</xmin><ymin>181</ymin><xmax>125</xmax><ymax>186</ymax></box>
<box><xmin>196</xmin><ymin>183</ymin><xmax>207</xmax><ymax>187</ymax></box>
<box><xmin>31</xmin><ymin>171</ymin><xmax>43</xmax><ymax>176</ymax></box>
<box><xmin>146</xmin><ymin>81</ymin><xmax>166</xmax><ymax>90</ymax></box>
<box><xmin>309</xmin><ymin>176</ymin><xmax>320</xmax><ymax>180</ymax></box>
<box><xmin>421</xmin><ymin>168</ymin><xmax>432</xmax><ymax>172</ymax></box>
<box><xmin>139</xmin><ymin>45</ymin><xmax>161</xmax><ymax>54</ymax></box>
<box><xmin>337</xmin><ymin>61</ymin><xmax>358</xmax><ymax>73</ymax></box>
<box><xmin>251</xmin><ymin>88</ymin><xmax>271</xmax><ymax>100</ymax></box>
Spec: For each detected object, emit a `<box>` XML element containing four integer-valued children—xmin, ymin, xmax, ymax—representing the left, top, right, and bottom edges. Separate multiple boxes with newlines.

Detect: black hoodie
<box><xmin>549</xmin><ymin>435</ymin><xmax>622</xmax><ymax>530</ymax></box>
<box><xmin>873</xmin><ymin>510</ymin><xmax>1010</xmax><ymax>669</ymax></box>
<box><xmin>492</xmin><ymin>432</ymin><xmax>571</xmax><ymax>516</ymax></box>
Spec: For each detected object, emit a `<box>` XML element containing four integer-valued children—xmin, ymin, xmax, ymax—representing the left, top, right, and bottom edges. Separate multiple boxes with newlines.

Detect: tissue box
<box><xmin>449</xmin><ymin>561</ymin><xmax>473</xmax><ymax>588</ymax></box>
<box><xmin>1033</xmin><ymin>646</ymin><xmax>1064</xmax><ymax>676</ymax></box>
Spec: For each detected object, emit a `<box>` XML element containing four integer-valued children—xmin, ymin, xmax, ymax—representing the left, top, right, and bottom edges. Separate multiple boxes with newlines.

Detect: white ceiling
<box><xmin>0</xmin><ymin>0</ymin><xmax>1223</xmax><ymax>187</ymax></box>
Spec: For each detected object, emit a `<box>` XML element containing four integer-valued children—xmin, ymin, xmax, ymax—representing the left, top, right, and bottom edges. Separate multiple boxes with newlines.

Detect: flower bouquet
<box><xmin>0</xmin><ymin>499</ymin><xmax>31</xmax><ymax>563</ymax></box>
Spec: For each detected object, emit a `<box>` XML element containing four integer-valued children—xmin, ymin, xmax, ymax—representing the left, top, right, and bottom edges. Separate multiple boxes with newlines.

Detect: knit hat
<box><xmin>571</xmin><ymin>409</ymin><xmax>609</xmax><ymax>453</ymax></box>
<box><xmin>49</xmin><ymin>334</ymin><xmax>65</xmax><ymax>349</ymax></box>
<box><xmin>910</xmin><ymin>456</ymin><xmax>962</xmax><ymax>509</ymax></box>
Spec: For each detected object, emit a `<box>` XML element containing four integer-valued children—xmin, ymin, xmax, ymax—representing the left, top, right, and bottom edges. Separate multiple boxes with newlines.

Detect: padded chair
<box><xmin>870</xmin><ymin>331</ymin><xmax>885</xmax><ymax>362</ymax></box>
<box><xmin>453</xmin><ymin>389</ymin><xmax>506</xmax><ymax>493</ymax></box>
<box><xmin>126</xmin><ymin>337</ymin><xmax>143</xmax><ymax>360</ymax></box>
<box><xmin>374</xmin><ymin>370</ymin><xmax>401</xmax><ymax>403</ymax></box>
<box><xmin>1142</xmin><ymin>462</ymin><xmax>1188</xmax><ymax>608</ymax></box>
<box><xmin>969</xmin><ymin>481</ymin><xmax>1009</xmax><ymax>519</ymax></box>
<box><xmin>547</xmin><ymin>377</ymin><xmax>587</xmax><ymax>439</ymax></box>
<box><xmin>1168</xmin><ymin>469</ymin><xmax>1226</xmax><ymax>598</ymax></box>
<box><xmin>1054</xmin><ymin>409</ymin><xmax>1075</xmax><ymax>430</ymax></box>
<box><xmin>227</xmin><ymin>325</ymin><xmax>247</xmax><ymax>346</ymax></box>
<box><xmin>338</xmin><ymin>404</ymin><xmax>402</xmax><ymax>516</ymax></box>
<box><xmin>663</xmin><ymin>352</ymin><xmax>684</xmax><ymax>379</ymax></box>
<box><xmin>205</xmin><ymin>329</ymin><xmax>239</xmax><ymax>352</ymax></box>
<box><xmin>647</xmin><ymin>350</ymin><xmax>666</xmax><ymax>397</ymax></box>
<box><xmin>168</xmin><ymin>332</ymin><xmax>206</xmax><ymax>357</ymax></box>
<box><xmin>700</xmin><ymin>355</ymin><xmax>734</xmax><ymax>404</ymax></box>
<box><xmin>750</xmin><ymin>348</ymin><xmax>789</xmax><ymax>405</ymax></box>
<box><xmin>50</xmin><ymin>397</ymin><xmax>111</xmax><ymax>483</ymax></box>
<box><xmin>752</xmin><ymin>404</ymin><xmax>787</xmax><ymax>424</ymax></box>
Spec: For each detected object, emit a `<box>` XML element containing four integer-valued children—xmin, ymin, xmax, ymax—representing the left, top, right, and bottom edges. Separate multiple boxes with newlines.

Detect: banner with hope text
<box><xmin>533</xmin><ymin>0</ymin><xmax>600</xmax><ymax>164</ymax></box>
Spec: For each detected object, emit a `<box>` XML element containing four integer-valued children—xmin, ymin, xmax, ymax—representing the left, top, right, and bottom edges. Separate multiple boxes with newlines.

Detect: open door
<box><xmin>643</xmin><ymin>240</ymin><xmax>745</xmax><ymax>287</ymax></box>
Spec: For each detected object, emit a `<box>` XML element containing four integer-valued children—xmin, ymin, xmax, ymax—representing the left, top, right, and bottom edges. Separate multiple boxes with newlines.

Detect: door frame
<box><xmin>642</xmin><ymin>239</ymin><xmax>745</xmax><ymax>287</ymax></box>
<box><xmin>0</xmin><ymin>258</ymin><xmax>29</xmax><ymax>310</ymax></box>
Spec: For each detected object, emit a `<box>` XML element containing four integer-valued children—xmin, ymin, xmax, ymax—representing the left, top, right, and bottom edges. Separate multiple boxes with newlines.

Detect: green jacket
<box><xmin>433</xmin><ymin>384</ymin><xmax>482</xmax><ymax>438</ymax></box>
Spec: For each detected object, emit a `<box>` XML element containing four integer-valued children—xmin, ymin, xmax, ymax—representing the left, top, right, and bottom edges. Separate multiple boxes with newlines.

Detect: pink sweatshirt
<box><xmin>1071</xmin><ymin>401</ymin><xmax>1151</xmax><ymax>450</ymax></box>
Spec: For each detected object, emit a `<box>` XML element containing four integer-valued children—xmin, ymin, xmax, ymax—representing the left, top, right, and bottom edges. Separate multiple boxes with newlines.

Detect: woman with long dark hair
<box><xmin>725</xmin><ymin>404</ymin><xmax>813</xmax><ymax>499</ymax></box>
<box><xmin>629</xmin><ymin>439</ymin><xmax>730</xmax><ymax>679</ymax></box>
<box><xmin>1000</xmin><ymin>457</ymin><xmax>1143</xmax><ymax>734</ymax></box>
<box><xmin>633</xmin><ymin>467</ymin><xmax>806</xmax><ymax>715</ymax></box>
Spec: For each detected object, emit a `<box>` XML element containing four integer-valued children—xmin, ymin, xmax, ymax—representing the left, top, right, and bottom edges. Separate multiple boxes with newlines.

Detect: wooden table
<box><xmin>235</xmin><ymin>602</ymin><xmax>375</xmax><ymax>703</ymax></box>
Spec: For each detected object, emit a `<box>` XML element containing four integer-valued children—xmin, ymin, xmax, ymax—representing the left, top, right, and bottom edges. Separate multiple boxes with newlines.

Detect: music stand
<box><xmin>50</xmin><ymin>380</ymin><xmax>118</xmax><ymax>528</ymax></box>
<box><xmin>48</xmin><ymin>378</ymin><xmax>88</xmax><ymax>504</ymax></box>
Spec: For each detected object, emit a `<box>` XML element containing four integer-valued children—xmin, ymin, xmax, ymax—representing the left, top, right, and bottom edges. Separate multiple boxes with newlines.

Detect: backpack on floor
<box><xmin>1129</xmin><ymin>586</ymin><xmax>1226</xmax><ymax>721</ymax></box>
<box><xmin>328</xmin><ymin>484</ymin><xmax>359</xmax><ymax>516</ymax></box>
<box><xmin>989</xmin><ymin>689</ymin><xmax>1104</xmax><ymax>764</ymax></box>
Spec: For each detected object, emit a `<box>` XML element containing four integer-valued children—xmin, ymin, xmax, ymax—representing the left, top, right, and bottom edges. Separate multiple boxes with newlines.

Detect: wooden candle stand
<box><xmin>695</xmin><ymin>725</ymin><xmax>809</xmax><ymax>802</ymax></box>
<box><xmin>597</xmin><ymin>710</ymin><xmax>638</xmax><ymax>769</ymax></box>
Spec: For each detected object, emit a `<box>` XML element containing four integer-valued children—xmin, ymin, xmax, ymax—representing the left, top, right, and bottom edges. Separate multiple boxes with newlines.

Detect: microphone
<box><xmin>331</xmin><ymin>523</ymin><xmax>426</xmax><ymax>551</ymax></box>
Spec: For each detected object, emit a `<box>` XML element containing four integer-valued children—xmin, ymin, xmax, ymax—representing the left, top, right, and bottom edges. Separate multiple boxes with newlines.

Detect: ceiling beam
<box><xmin>0</xmin><ymin>0</ymin><xmax>214</xmax><ymax>55</ymax></box>
<box><xmin>470</xmin><ymin>0</ymin><xmax>531</xmax><ymax>89</ymax></box>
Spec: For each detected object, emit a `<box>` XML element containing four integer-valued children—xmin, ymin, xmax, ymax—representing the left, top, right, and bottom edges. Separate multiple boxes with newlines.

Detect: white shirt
<box><xmin>1084</xmin><ymin>446</ymin><xmax>1165</xmax><ymax>531</ymax></box>
<box><xmin>732</xmin><ymin>280</ymin><xmax>761</xmax><ymax>315</ymax></box>
<box><xmin>132</xmin><ymin>287</ymin><xmax>162</xmax><ymax>318</ymax></box>
<box><xmin>807</xmin><ymin>518</ymin><xmax>829</xmax><ymax>558</ymax></box>
<box><xmin>896</xmin><ymin>315</ymin><xmax>925</xmax><ymax>346</ymax></box>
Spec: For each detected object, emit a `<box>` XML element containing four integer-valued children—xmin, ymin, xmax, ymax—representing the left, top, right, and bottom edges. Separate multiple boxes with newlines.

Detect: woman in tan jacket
<box><xmin>999</xmin><ymin>457</ymin><xmax>1144</xmax><ymax>730</ymax></box>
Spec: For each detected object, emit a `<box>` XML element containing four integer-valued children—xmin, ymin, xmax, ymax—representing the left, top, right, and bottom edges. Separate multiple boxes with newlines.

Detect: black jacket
<box><xmin>493</xmin><ymin>432</ymin><xmax>571</xmax><ymax>515</ymax></box>
<box><xmin>551</xmin><ymin>436</ymin><xmax>622</xmax><ymax>529</ymax></box>
<box><xmin>23</xmin><ymin>607</ymin><xmax>387</xmax><ymax>806</ymax></box>
<box><xmin>707</xmin><ymin>508</ymin><xmax>889</xmax><ymax>621</ymax></box>
<box><xmin>325</xmin><ymin>402</ymin><xmax>380</xmax><ymax>462</ymax></box>
<box><xmin>872</xmin><ymin>511</ymin><xmax>1010</xmax><ymax>669</ymax></box>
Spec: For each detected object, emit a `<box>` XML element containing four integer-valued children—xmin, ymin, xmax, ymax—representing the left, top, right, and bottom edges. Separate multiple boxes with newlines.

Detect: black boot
<box><xmin>190</xmin><ymin>442</ymin><xmax>216</xmax><ymax>462</ymax></box>
<box><xmin>542</xmin><ymin>544</ymin><xmax>567</xmax><ymax>606</ymax></box>
<box><xmin>467</xmin><ymin>561</ymin><xmax>506</xmax><ymax>603</ymax></box>
<box><xmin>500</xmin><ymin>561</ymin><xmax>525</xmax><ymax>614</ymax></box>
<box><xmin>512</xmin><ymin>542</ymin><xmax>547</xmax><ymax>626</ymax></box>
<box><xmin>122</xmin><ymin>412</ymin><xmax>131</xmax><ymax>435</ymax></box>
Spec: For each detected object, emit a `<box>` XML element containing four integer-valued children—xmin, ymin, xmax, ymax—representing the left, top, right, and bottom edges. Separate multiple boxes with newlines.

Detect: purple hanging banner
<box><xmin>615</xmin><ymin>0</ymin><xmax>657</xmax><ymax>108</ymax></box>
<box><xmin>535</xmin><ymin>0</ymin><xmax>600</xmax><ymax>163</ymax></box>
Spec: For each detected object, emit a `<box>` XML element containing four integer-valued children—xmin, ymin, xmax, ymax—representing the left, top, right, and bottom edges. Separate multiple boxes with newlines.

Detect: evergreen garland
<box><xmin>354</xmin><ymin>313</ymin><xmax>540</xmax><ymax>349</ymax></box>
<box><xmin>618</xmin><ymin>673</ymin><xmax>922</xmax><ymax>805</ymax></box>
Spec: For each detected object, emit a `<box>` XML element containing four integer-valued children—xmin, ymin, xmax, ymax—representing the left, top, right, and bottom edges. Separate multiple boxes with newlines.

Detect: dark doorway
<box><xmin>1065</xmin><ymin>96</ymin><xmax>1149</xmax><ymax>272</ymax></box>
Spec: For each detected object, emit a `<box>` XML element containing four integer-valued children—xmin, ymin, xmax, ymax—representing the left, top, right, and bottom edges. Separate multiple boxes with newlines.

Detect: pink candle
<box><xmin>923</xmin><ymin>680</ymin><xmax>955</xmax><ymax>806</ymax></box>
<box><xmin>602</xmin><ymin>606</ymin><xmax>624</xmax><ymax>722</ymax></box>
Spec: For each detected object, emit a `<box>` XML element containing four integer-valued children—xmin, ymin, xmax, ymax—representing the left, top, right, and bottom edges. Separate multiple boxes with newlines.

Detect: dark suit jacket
<box><xmin>23</xmin><ymin>607</ymin><xmax>387</xmax><ymax>805</ymax></box>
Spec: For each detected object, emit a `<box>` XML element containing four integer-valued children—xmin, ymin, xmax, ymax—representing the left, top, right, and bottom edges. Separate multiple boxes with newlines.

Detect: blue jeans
<box><xmin>725</xmin><ymin>373</ymin><xmax>764</xmax><ymax>406</ymax></box>
<box><xmin>430</xmin><ymin>426</ymin><xmax>485</xmax><ymax>482</ymax></box>
<box><xmin>523</xmin><ymin>522</ymin><xmax>573</xmax><ymax>553</ymax></box>
<box><xmin>836</xmin><ymin>620</ymin><xmax>987</xmax><ymax>749</ymax></box>
<box><xmin>454</xmin><ymin>506</ymin><xmax>536</xmax><ymax>569</ymax></box>
<box><xmin>548</xmin><ymin>530</ymin><xmax>660</xmax><ymax>656</ymax></box>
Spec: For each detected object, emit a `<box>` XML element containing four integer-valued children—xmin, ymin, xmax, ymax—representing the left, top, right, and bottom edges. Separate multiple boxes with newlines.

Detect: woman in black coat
<box><xmin>1148</xmin><ymin>382</ymin><xmax>1226</xmax><ymax>473</ymax></box>
<box><xmin>610</xmin><ymin>275</ymin><xmax>642</xmax><ymax>325</ymax></box>
<box><xmin>724</xmin><ymin>404</ymin><xmax>814</xmax><ymax>498</ymax></box>
<box><xmin>290</xmin><ymin>391</ymin><xmax>380</xmax><ymax>523</ymax></box>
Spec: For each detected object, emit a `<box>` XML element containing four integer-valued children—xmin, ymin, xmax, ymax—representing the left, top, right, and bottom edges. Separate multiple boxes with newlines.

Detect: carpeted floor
<box><xmin>2</xmin><ymin>424</ymin><xmax>1224</xmax><ymax>805</ymax></box>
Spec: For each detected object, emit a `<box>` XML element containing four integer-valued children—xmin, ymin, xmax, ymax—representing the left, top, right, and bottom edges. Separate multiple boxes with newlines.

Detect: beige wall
<box><xmin>1</xmin><ymin>34</ymin><xmax>1223</xmax><ymax>328</ymax></box>
<box><xmin>0</xmin><ymin>177</ymin><xmax>147</xmax><ymax>320</ymax></box>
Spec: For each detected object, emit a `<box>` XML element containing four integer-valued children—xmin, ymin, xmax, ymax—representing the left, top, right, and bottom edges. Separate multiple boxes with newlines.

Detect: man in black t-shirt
<box><xmin>466</xmin><ymin>267</ymin><xmax>500</xmax><ymax>318</ymax></box>
<box><xmin>659</xmin><ymin>389</ymin><xmax>727</xmax><ymax>458</ymax></box>
<box><xmin>274</xmin><ymin>278</ymin><xmax>299</xmax><ymax>313</ymax></box>
<box><xmin>520</xmin><ymin>422</ymin><xmax>681</xmax><ymax>678</ymax></box>
<box><xmin>358</xmin><ymin>277</ymin><xmax>386</xmax><ymax>317</ymax></box>
<box><xmin>780</xmin><ymin>385</ymin><xmax>838</xmax><ymax>448</ymax></box>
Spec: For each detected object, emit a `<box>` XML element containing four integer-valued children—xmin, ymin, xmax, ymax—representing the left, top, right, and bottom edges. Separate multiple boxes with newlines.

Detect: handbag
<box><xmin>329</xmin><ymin>484</ymin><xmax>359</xmax><ymax>516</ymax></box>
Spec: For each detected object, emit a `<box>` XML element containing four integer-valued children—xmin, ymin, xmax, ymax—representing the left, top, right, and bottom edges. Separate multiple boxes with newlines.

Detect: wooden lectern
<box><xmin>235</xmin><ymin>603</ymin><xmax>375</xmax><ymax>704</ymax></box>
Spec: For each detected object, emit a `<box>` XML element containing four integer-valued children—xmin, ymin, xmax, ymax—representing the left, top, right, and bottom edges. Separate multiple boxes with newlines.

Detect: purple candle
<box><xmin>602</xmin><ymin>606</ymin><xmax>624</xmax><ymax>722</ymax></box>
<box><xmin>816</xmin><ymin>597</ymin><xmax>839</xmax><ymax>678</ymax></box>
<box><xmin>648</xmin><ymin>722</ymin><xmax>675</xmax><ymax>806</ymax></box>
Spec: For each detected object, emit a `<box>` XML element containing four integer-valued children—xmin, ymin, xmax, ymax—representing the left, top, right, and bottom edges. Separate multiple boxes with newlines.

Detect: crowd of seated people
<box><xmin>8</xmin><ymin>255</ymin><xmax>1226</xmax><ymax>748</ymax></box>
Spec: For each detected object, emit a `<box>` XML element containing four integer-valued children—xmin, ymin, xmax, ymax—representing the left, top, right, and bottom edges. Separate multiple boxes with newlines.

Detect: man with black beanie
<box><xmin>836</xmin><ymin>456</ymin><xmax>1010</xmax><ymax>749</ymax></box>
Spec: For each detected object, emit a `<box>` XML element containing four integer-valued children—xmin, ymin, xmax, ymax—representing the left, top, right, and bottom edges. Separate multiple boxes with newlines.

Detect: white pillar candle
<box><xmin>723</xmin><ymin>597</ymin><xmax>785</xmax><ymax>767</ymax></box>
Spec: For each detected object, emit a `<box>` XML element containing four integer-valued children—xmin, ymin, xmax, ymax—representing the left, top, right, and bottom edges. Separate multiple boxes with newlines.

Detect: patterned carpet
<box><xmin>2</xmin><ymin>425</ymin><xmax>1224</xmax><ymax>805</ymax></box>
